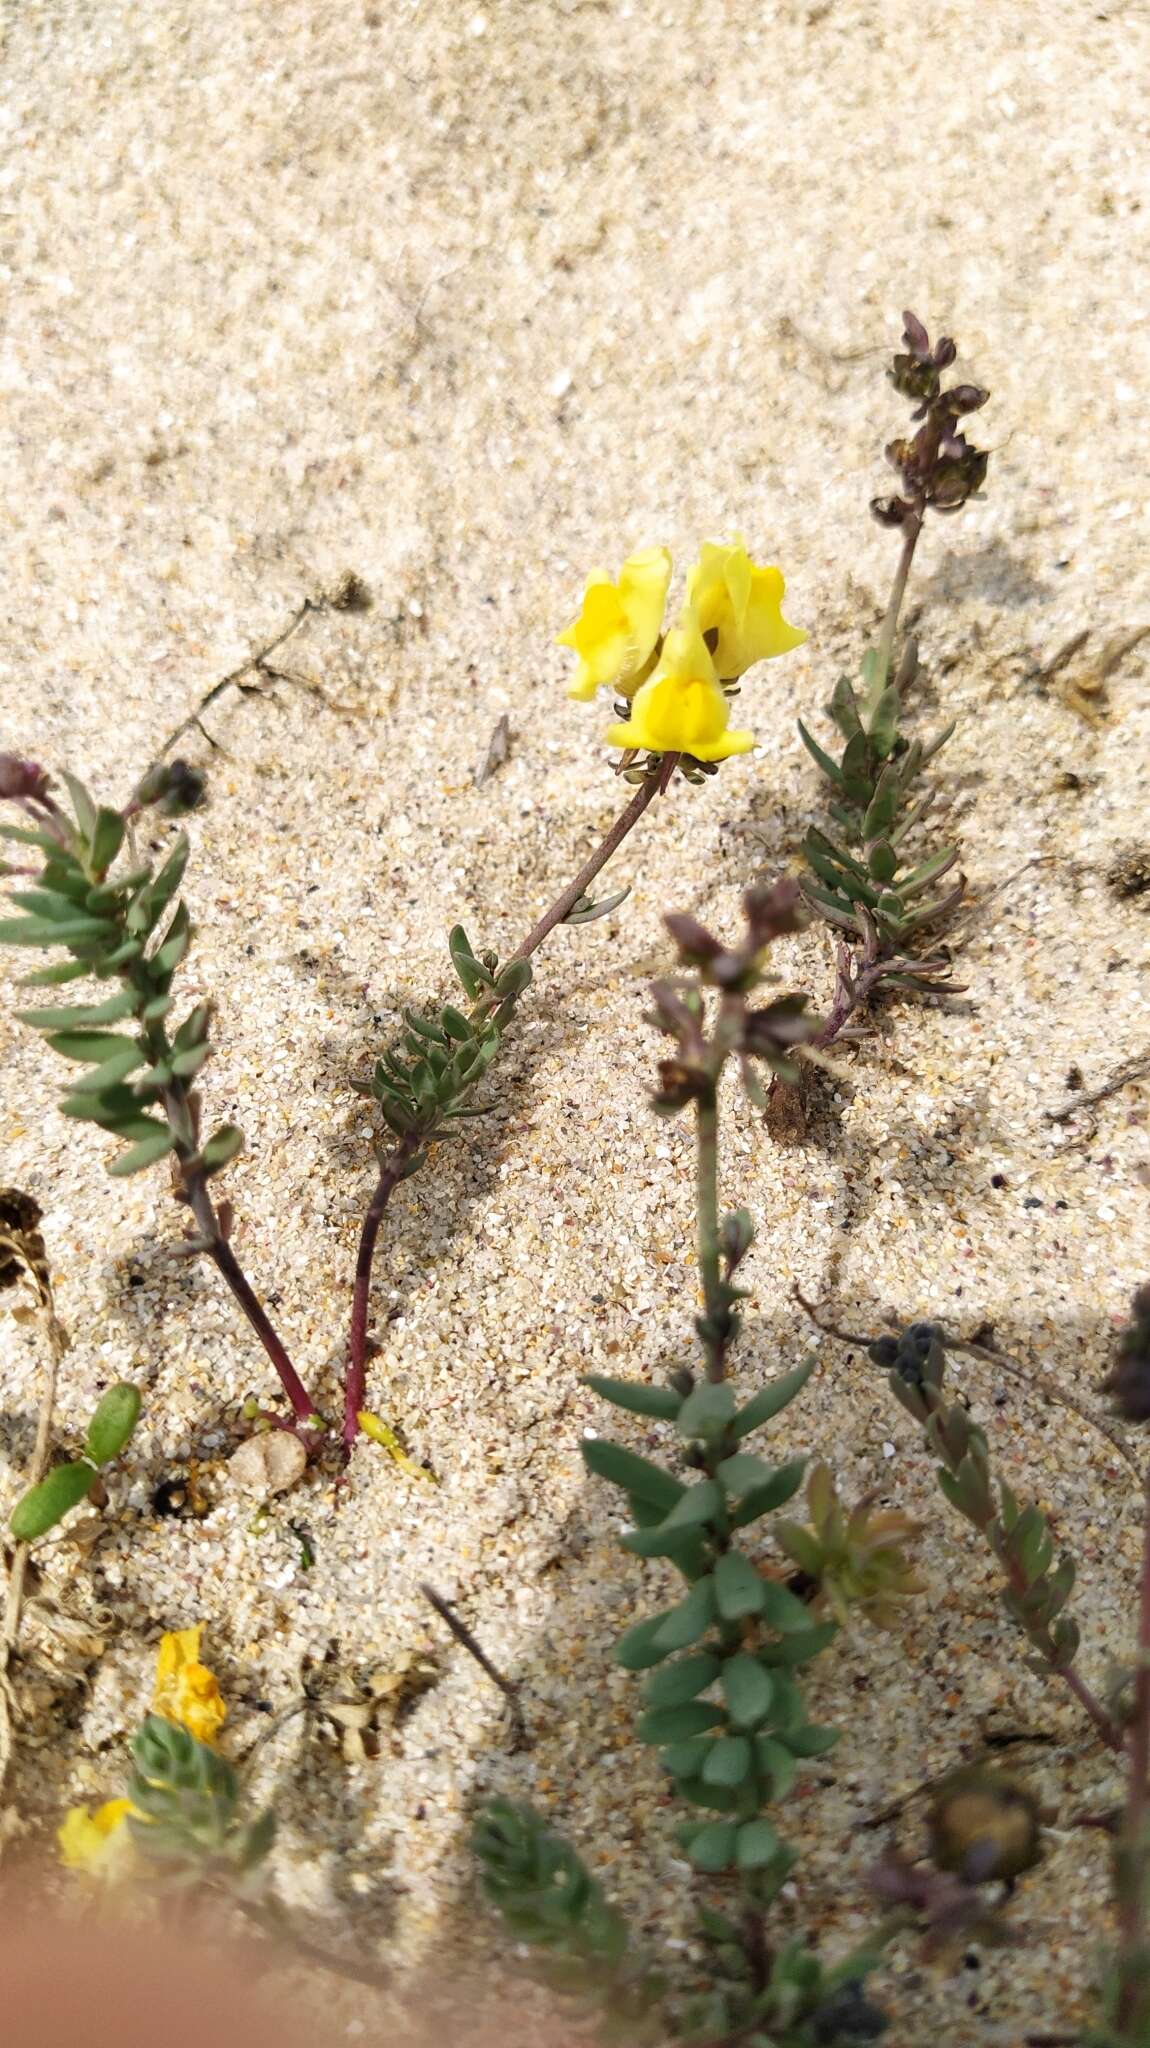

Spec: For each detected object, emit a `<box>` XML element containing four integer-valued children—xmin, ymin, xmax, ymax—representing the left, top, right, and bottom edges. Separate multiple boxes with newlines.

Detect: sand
<box><xmin>2</xmin><ymin>0</ymin><xmax>1150</xmax><ymax>2039</ymax></box>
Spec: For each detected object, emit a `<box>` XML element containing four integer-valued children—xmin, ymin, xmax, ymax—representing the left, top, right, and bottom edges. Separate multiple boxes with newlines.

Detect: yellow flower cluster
<box><xmin>557</xmin><ymin>539</ymin><xmax>805</xmax><ymax>764</ymax></box>
<box><xmin>57</xmin><ymin>1623</ymin><xmax>226</xmax><ymax>1878</ymax></box>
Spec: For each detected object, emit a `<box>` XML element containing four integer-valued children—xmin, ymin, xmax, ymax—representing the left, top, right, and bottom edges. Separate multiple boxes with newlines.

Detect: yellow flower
<box><xmin>606</xmin><ymin>612</ymin><xmax>754</xmax><ymax>764</ymax></box>
<box><xmin>687</xmin><ymin>538</ymin><xmax>806</xmax><ymax>679</ymax></box>
<box><xmin>557</xmin><ymin>545</ymin><xmax>671</xmax><ymax>701</ymax></box>
<box><xmin>153</xmin><ymin>1624</ymin><xmax>227</xmax><ymax>1747</ymax></box>
<box><xmin>57</xmin><ymin>1797</ymin><xmax>135</xmax><ymax>1878</ymax></box>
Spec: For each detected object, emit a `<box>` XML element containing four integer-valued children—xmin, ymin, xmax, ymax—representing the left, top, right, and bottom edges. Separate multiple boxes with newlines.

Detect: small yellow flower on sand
<box><xmin>557</xmin><ymin>545</ymin><xmax>671</xmax><ymax>701</ymax></box>
<box><xmin>153</xmin><ymin>1624</ymin><xmax>227</xmax><ymax>1747</ymax></box>
<box><xmin>687</xmin><ymin>538</ymin><xmax>806</xmax><ymax>679</ymax></box>
<box><xmin>57</xmin><ymin>1797</ymin><xmax>134</xmax><ymax>1878</ymax></box>
<box><xmin>607</xmin><ymin>612</ymin><xmax>754</xmax><ymax>764</ymax></box>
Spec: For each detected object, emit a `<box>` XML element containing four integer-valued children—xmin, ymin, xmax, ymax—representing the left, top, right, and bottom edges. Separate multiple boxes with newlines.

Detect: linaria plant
<box><xmin>796</xmin><ymin>312</ymin><xmax>990</xmax><ymax>1049</ymax></box>
<box><xmin>474</xmin><ymin>887</ymin><xmax>897</xmax><ymax>2045</ymax></box>
<box><xmin>1</xmin><ymin>535</ymin><xmax>808</xmax><ymax>1455</ymax></box>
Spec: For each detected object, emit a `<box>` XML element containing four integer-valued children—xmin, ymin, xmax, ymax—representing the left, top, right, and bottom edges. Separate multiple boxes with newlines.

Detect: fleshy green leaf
<box><xmin>702</xmin><ymin>1736</ymin><xmax>751</xmax><ymax>1788</ymax></box>
<box><xmin>90</xmin><ymin>806</ymin><xmax>126</xmax><ymax>874</ymax></box>
<box><xmin>676</xmin><ymin>1383</ymin><xmax>736</xmax><ymax>1441</ymax></box>
<box><xmin>85</xmin><ymin>1383</ymin><xmax>143</xmax><ymax>1465</ymax></box>
<box><xmin>731</xmin><ymin>1360</ymin><xmax>816</xmax><ymax>1441</ymax></box>
<box><xmin>642</xmin><ymin>1652</ymin><xmax>720</xmax><ymax>1710</ymax></box>
<box><xmin>581</xmin><ymin>1438</ymin><xmax>684</xmax><ymax>1512</ymax></box>
<box><xmin>730</xmin><ymin>1457</ymin><xmax>808</xmax><ymax>1527</ymax></box>
<box><xmin>613</xmin><ymin>1614</ymin><xmax>676</xmax><ymax>1671</ymax></box>
<box><xmin>783</xmin><ymin>1724</ymin><xmax>841</xmax><ymax>1758</ymax></box>
<box><xmin>653</xmin><ymin>1576</ymin><xmax>718</xmax><ymax>1651</ymax></box>
<box><xmin>584</xmin><ymin>1376</ymin><xmax>682</xmax><ymax>1420</ymax></box>
<box><xmin>714</xmin><ymin>1552</ymin><xmax>767</xmax><ymax>1620</ymax></box>
<box><xmin>15</xmin><ymin>991</ymin><xmax>140</xmax><ymax>1030</ymax></box>
<box><xmin>200</xmin><ymin>1125</ymin><xmax>244</xmax><ymax>1177</ymax></box>
<box><xmin>736</xmin><ymin>1819</ymin><xmax>781</xmax><ymax>1870</ymax></box>
<box><xmin>107</xmin><ymin>1128</ymin><xmax>177</xmax><ymax>1175</ymax></box>
<box><xmin>9</xmin><ymin>1459</ymin><xmax>96</xmax><ymax>1540</ymax></box>
<box><xmin>686</xmin><ymin>1820</ymin><xmax>737</xmax><ymax>1872</ymax></box>
<box><xmin>760</xmin><ymin>1581</ymin><xmax>815</xmax><ymax>1633</ymax></box>
<box><xmin>637</xmin><ymin>1701</ymin><xmax>725</xmax><ymax>1747</ymax></box>
<box><xmin>721</xmin><ymin>1653</ymin><xmax>775</xmax><ymax>1730</ymax></box>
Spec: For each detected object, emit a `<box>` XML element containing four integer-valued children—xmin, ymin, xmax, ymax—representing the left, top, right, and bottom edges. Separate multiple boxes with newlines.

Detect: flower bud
<box><xmin>0</xmin><ymin>754</ymin><xmax>52</xmax><ymax>804</ymax></box>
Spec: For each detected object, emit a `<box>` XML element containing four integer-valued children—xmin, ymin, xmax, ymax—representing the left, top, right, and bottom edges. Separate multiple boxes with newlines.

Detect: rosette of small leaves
<box><xmin>353</xmin><ymin>925</ymin><xmax>532</xmax><ymax>1159</ymax></box>
<box><xmin>9</xmin><ymin>1380</ymin><xmax>142</xmax><ymax>1541</ymax></box>
<box><xmin>685</xmin><ymin>1912</ymin><xmax>889</xmax><ymax>2045</ymax></box>
<box><xmin>0</xmin><ymin>764</ymin><xmax>238</xmax><ymax>1180</ymax></box>
<box><xmin>128</xmin><ymin>1714</ymin><xmax>275</xmax><ymax>1889</ymax></box>
<box><xmin>583</xmin><ymin>1360</ymin><xmax>840</xmax><ymax>1882</ymax></box>
<box><xmin>775</xmin><ymin>1462</ymin><xmax>923</xmax><ymax>1631</ymax></box>
<box><xmin>870</xmin><ymin>1323</ymin><xmax>1083</xmax><ymax>1678</ymax></box>
<box><xmin>471</xmin><ymin>1799</ymin><xmax>664</xmax><ymax>2032</ymax></box>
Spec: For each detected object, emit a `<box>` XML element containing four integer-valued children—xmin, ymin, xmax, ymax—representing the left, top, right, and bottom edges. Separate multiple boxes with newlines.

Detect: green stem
<box><xmin>874</xmin><ymin>510</ymin><xmax>923</xmax><ymax>692</ymax></box>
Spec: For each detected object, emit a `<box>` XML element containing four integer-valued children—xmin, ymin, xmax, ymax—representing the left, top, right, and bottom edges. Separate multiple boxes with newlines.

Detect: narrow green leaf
<box><xmin>721</xmin><ymin>1652</ymin><xmax>775</xmax><ymax>1729</ymax></box>
<box><xmin>0</xmin><ymin>822</ymin><xmax>66</xmax><ymax>853</ymax></box>
<box><xmin>107</xmin><ymin>1128</ymin><xmax>177</xmax><ymax>1175</ymax></box>
<box><xmin>0</xmin><ymin>915</ymin><xmax>112</xmax><ymax>946</ymax></box>
<box><xmin>584</xmin><ymin>1375</ymin><xmax>682</xmax><ymax>1420</ymax></box>
<box><xmin>829</xmin><ymin>673</ymin><xmax>862</xmax><ymax>741</ymax></box>
<box><xmin>796</xmin><ymin>719</ymin><xmax>842</xmax><ymax>786</ymax></box>
<box><xmin>90</xmin><ymin>806</ymin><xmax>125</xmax><ymax>874</ymax></box>
<box><xmin>730</xmin><ymin>1457</ymin><xmax>808</xmax><ymax>1527</ymax></box>
<box><xmin>893</xmin><ymin>845</ymin><xmax>960</xmax><ymax>901</ymax></box>
<box><xmin>59</xmin><ymin>770</ymin><xmax>98</xmax><ymax>840</ymax></box>
<box><xmin>127</xmin><ymin>834</ymin><xmax>189</xmax><ymax>936</ymax></box>
<box><xmin>18</xmin><ymin>959</ymin><xmax>92</xmax><ymax>986</ymax></box>
<box><xmin>731</xmin><ymin>1359</ymin><xmax>816</xmax><ymax>1441</ymax></box>
<box><xmin>867</xmin><ymin>687</ymin><xmax>901</xmax><ymax>758</ymax></box>
<box><xmin>563</xmin><ymin>884</ymin><xmax>631</xmax><ymax>926</ymax></box>
<box><xmin>149</xmin><ymin>900</ymin><xmax>191</xmax><ymax>980</ymax></box>
<box><xmin>863</xmin><ymin>767</ymin><xmax>900</xmax><ymax>840</ymax></box>
<box><xmin>47</xmin><ymin>1030</ymin><xmax>140</xmax><ymax>1065</ymax></box>
<box><xmin>15</xmin><ymin>991</ymin><xmax>139</xmax><ymax>1030</ymax></box>
<box><xmin>448</xmin><ymin>925</ymin><xmax>483</xmax><ymax>998</ymax></box>
<box><xmin>9</xmin><ymin>1459</ymin><xmax>96</xmax><ymax>1540</ymax></box>
<box><xmin>200</xmin><ymin>1125</ymin><xmax>244</xmax><ymax>1177</ymax></box>
<box><xmin>170</xmin><ymin>1041</ymin><xmax>211</xmax><ymax>1079</ymax></box>
<box><xmin>581</xmin><ymin>1437</ymin><xmax>684</xmax><ymax>1510</ymax></box>
<box><xmin>867</xmin><ymin>840</ymin><xmax>898</xmax><ymax>885</ymax></box>
<box><xmin>714</xmin><ymin>1552</ymin><xmax>767</xmax><ymax>1620</ymax></box>
<box><xmin>85</xmin><ymin>1382</ymin><xmax>142</xmax><ymax>1465</ymax></box>
<box><xmin>68</xmin><ymin>1045</ymin><xmax>145</xmax><ymax>1092</ymax></box>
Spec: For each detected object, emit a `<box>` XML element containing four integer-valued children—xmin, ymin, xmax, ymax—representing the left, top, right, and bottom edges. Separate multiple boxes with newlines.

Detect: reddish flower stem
<box><xmin>343</xmin><ymin>765</ymin><xmax>669</xmax><ymax>1447</ymax></box>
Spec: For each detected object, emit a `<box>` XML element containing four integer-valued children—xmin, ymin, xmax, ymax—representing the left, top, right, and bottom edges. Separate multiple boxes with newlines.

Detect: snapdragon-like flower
<box><xmin>57</xmin><ymin>1797</ymin><xmax>135</xmax><ymax>1878</ymax></box>
<box><xmin>557</xmin><ymin>545</ymin><xmax>671</xmax><ymax>701</ymax></box>
<box><xmin>607</xmin><ymin>613</ymin><xmax>754</xmax><ymax>763</ymax></box>
<box><xmin>686</xmin><ymin>539</ymin><xmax>806</xmax><ymax>679</ymax></box>
<box><xmin>153</xmin><ymin>1623</ymin><xmax>227</xmax><ymax>1747</ymax></box>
